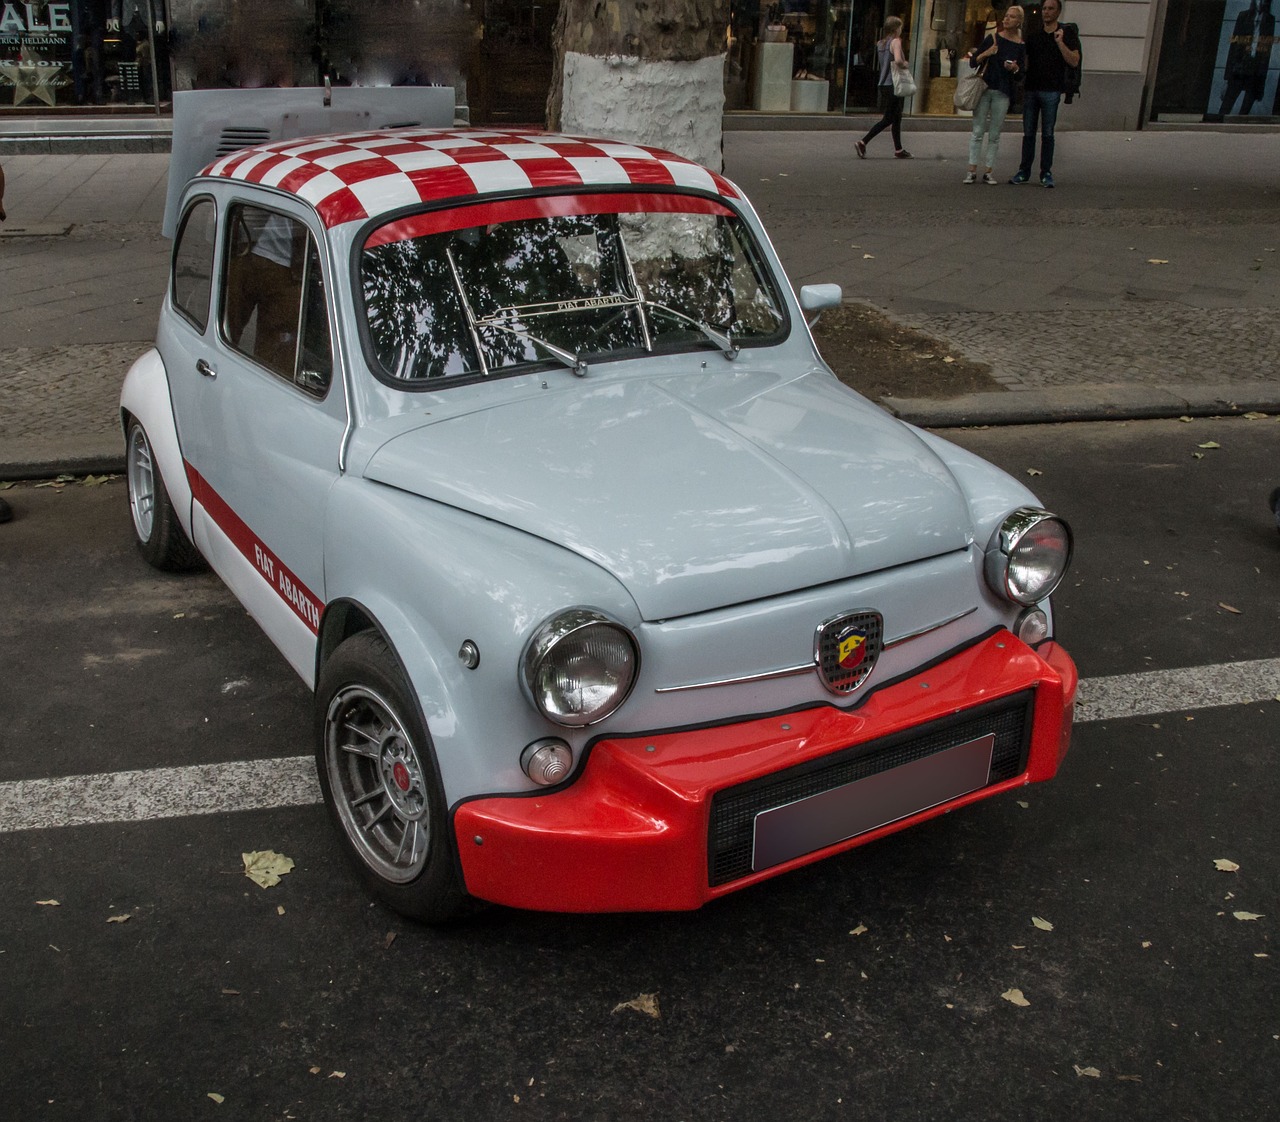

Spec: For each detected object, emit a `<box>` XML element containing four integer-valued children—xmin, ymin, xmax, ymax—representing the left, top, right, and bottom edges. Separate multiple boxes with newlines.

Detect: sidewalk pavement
<box><xmin>2</xmin><ymin>128</ymin><xmax>1279</xmax><ymax>479</ymax></box>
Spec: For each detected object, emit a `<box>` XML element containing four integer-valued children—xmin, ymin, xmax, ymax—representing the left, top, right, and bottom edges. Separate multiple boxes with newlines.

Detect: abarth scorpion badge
<box><xmin>816</xmin><ymin>611</ymin><xmax>884</xmax><ymax>694</ymax></box>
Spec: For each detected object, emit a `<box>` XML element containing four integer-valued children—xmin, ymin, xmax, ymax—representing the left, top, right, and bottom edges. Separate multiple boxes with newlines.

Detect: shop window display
<box><xmin>0</xmin><ymin>1</ymin><xmax>168</xmax><ymax>109</ymax></box>
<box><xmin>728</xmin><ymin>1</ymin><xmax>891</xmax><ymax>113</ymax></box>
<box><xmin>1154</xmin><ymin>0</ymin><xmax>1277</xmax><ymax>121</ymax></box>
<box><xmin>916</xmin><ymin>0</ymin><xmax>1011</xmax><ymax>116</ymax></box>
<box><xmin>725</xmin><ymin>0</ymin><xmax>1015</xmax><ymax>116</ymax></box>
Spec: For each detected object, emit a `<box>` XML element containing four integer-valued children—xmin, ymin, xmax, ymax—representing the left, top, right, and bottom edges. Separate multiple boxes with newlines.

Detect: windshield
<box><xmin>359</xmin><ymin>194</ymin><xmax>787</xmax><ymax>383</ymax></box>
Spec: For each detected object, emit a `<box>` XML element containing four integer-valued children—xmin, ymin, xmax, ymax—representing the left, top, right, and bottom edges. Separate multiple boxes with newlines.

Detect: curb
<box><xmin>886</xmin><ymin>382</ymin><xmax>1280</xmax><ymax>427</ymax></box>
<box><xmin>4</xmin><ymin>384</ymin><xmax>1279</xmax><ymax>481</ymax></box>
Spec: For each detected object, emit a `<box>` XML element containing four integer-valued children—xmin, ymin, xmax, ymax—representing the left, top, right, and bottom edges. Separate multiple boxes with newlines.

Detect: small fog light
<box><xmin>521</xmin><ymin>738</ymin><xmax>573</xmax><ymax>786</ymax></box>
<box><xmin>1014</xmin><ymin>607</ymin><xmax>1050</xmax><ymax>646</ymax></box>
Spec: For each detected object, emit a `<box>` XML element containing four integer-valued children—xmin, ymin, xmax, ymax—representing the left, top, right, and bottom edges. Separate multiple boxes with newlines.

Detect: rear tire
<box><xmin>316</xmin><ymin>631</ymin><xmax>472</xmax><ymax>923</ymax></box>
<box><xmin>125</xmin><ymin>419</ymin><xmax>202</xmax><ymax>571</ymax></box>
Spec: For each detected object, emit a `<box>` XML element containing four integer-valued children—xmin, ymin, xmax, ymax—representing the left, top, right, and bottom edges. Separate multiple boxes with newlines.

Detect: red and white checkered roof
<box><xmin>202</xmin><ymin>128</ymin><xmax>740</xmax><ymax>228</ymax></box>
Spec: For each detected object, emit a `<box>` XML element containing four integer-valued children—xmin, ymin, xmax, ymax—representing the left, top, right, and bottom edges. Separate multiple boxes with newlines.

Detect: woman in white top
<box><xmin>855</xmin><ymin>17</ymin><xmax>913</xmax><ymax>160</ymax></box>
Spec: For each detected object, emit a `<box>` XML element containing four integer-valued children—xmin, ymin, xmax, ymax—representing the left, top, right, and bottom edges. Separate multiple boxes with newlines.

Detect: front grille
<box><xmin>708</xmin><ymin>692</ymin><xmax>1033</xmax><ymax>886</ymax></box>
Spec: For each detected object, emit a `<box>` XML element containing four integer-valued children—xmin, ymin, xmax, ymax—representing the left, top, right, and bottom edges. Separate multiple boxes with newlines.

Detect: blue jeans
<box><xmin>1018</xmin><ymin>90</ymin><xmax>1061</xmax><ymax>178</ymax></box>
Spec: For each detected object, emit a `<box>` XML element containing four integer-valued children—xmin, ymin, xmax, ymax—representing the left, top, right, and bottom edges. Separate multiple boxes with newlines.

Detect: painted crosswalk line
<box><xmin>2</xmin><ymin>658</ymin><xmax>1277</xmax><ymax>833</ymax></box>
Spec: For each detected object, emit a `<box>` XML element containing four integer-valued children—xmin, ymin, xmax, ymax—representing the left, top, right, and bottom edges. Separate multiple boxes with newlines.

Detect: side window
<box><xmin>297</xmin><ymin>239</ymin><xmax>334</xmax><ymax>397</ymax></box>
<box><xmin>223</xmin><ymin>204</ymin><xmax>332</xmax><ymax>397</ymax></box>
<box><xmin>172</xmin><ymin>198</ymin><xmax>216</xmax><ymax>332</ymax></box>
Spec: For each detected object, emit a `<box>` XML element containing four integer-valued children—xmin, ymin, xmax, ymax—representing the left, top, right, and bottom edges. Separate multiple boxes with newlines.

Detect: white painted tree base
<box><xmin>559</xmin><ymin>52</ymin><xmax>726</xmax><ymax>171</ymax></box>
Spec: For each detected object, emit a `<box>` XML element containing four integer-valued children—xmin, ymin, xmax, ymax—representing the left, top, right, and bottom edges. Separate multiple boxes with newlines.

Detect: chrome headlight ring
<box><xmin>520</xmin><ymin>607</ymin><xmax>640</xmax><ymax>727</ymax></box>
<box><xmin>984</xmin><ymin>507</ymin><xmax>1073</xmax><ymax>607</ymax></box>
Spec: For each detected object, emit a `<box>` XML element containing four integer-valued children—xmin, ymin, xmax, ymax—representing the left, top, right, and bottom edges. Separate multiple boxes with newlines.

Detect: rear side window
<box><xmin>222</xmin><ymin>204</ymin><xmax>333</xmax><ymax>398</ymax></box>
<box><xmin>171</xmin><ymin>198</ymin><xmax>216</xmax><ymax>332</ymax></box>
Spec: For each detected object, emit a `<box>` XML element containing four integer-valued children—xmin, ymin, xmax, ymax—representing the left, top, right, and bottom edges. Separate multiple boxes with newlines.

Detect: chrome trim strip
<box><xmin>654</xmin><ymin>662</ymin><xmax>815</xmax><ymax>694</ymax></box>
<box><xmin>652</xmin><ymin>606</ymin><xmax>980</xmax><ymax>694</ymax></box>
<box><xmin>883</xmin><ymin>606</ymin><xmax>978</xmax><ymax>649</ymax></box>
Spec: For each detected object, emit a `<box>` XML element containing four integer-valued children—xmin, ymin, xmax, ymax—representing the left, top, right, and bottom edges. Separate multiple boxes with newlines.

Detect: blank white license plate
<box><xmin>752</xmin><ymin>733</ymin><xmax>996</xmax><ymax>872</ymax></box>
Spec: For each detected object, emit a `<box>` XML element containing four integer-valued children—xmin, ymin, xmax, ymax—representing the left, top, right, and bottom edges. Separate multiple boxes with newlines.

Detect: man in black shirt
<box><xmin>1009</xmin><ymin>0</ymin><xmax>1082</xmax><ymax>188</ymax></box>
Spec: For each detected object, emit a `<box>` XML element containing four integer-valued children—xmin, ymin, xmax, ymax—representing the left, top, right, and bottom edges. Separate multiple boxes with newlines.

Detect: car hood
<box><xmin>363</xmin><ymin>368</ymin><xmax>974</xmax><ymax>620</ymax></box>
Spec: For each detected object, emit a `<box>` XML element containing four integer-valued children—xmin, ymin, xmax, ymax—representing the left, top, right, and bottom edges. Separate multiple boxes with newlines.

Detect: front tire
<box><xmin>125</xmin><ymin>419</ymin><xmax>202</xmax><ymax>571</ymax></box>
<box><xmin>316</xmin><ymin>631</ymin><xmax>471</xmax><ymax>923</ymax></box>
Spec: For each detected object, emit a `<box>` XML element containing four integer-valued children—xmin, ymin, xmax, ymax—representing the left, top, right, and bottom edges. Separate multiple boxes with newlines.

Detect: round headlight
<box><xmin>522</xmin><ymin>608</ymin><xmax>639</xmax><ymax>727</ymax></box>
<box><xmin>985</xmin><ymin>508</ymin><xmax>1073</xmax><ymax>606</ymax></box>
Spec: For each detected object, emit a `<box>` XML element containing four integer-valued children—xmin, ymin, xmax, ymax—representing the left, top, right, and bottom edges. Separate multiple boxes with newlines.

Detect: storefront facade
<box><xmin>728</xmin><ymin>1</ymin><xmax>1152</xmax><ymax>128</ymax></box>
<box><xmin>1</xmin><ymin>0</ymin><xmax>1275</xmax><ymax>127</ymax></box>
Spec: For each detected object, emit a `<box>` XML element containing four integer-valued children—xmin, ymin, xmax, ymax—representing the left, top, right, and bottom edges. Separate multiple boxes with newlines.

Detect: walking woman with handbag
<box><xmin>963</xmin><ymin>5</ymin><xmax>1025</xmax><ymax>184</ymax></box>
<box><xmin>855</xmin><ymin>16</ymin><xmax>913</xmax><ymax>160</ymax></box>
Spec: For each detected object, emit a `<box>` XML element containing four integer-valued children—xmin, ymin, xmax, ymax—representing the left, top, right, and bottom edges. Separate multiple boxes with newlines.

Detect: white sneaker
<box><xmin>963</xmin><ymin>171</ymin><xmax>977</xmax><ymax>184</ymax></box>
<box><xmin>982</xmin><ymin>172</ymin><xmax>998</xmax><ymax>185</ymax></box>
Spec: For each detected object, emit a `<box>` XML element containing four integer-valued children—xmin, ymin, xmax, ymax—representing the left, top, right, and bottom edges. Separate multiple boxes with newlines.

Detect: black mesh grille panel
<box><xmin>708</xmin><ymin>692</ymin><xmax>1033</xmax><ymax>886</ymax></box>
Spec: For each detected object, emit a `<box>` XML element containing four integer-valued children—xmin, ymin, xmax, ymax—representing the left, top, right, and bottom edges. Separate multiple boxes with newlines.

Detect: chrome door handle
<box><xmin>196</xmin><ymin>358</ymin><xmax>217</xmax><ymax>379</ymax></box>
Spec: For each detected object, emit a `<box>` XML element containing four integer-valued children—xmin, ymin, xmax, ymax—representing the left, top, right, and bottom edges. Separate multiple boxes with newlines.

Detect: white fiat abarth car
<box><xmin>122</xmin><ymin>127</ymin><xmax>1077</xmax><ymax>921</ymax></box>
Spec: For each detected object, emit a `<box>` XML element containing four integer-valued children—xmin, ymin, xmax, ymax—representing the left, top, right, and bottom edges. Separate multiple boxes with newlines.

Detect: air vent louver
<box><xmin>215</xmin><ymin>127</ymin><xmax>272</xmax><ymax>157</ymax></box>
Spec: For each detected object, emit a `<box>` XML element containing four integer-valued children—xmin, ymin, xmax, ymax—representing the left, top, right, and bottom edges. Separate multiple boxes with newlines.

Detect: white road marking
<box><xmin>1</xmin><ymin>658</ymin><xmax>1277</xmax><ymax>834</ymax></box>
<box><xmin>0</xmin><ymin>758</ymin><xmax>321</xmax><ymax>834</ymax></box>
<box><xmin>1075</xmin><ymin>657</ymin><xmax>1280</xmax><ymax>723</ymax></box>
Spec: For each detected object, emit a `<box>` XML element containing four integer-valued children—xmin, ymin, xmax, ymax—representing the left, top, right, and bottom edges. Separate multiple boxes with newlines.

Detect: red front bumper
<box><xmin>454</xmin><ymin>633</ymin><xmax>1077</xmax><ymax>913</ymax></box>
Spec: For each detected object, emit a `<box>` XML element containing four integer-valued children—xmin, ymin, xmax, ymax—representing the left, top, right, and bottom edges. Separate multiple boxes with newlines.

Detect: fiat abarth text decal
<box><xmin>185</xmin><ymin>464</ymin><xmax>322</xmax><ymax>633</ymax></box>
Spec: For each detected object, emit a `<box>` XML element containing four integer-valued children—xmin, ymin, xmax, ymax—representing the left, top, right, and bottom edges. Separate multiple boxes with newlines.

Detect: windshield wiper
<box><xmin>642</xmin><ymin>301</ymin><xmax>739</xmax><ymax>360</ymax></box>
<box><xmin>475</xmin><ymin>315</ymin><xmax>589</xmax><ymax>378</ymax></box>
<box><xmin>446</xmin><ymin>245</ymin><xmax>588</xmax><ymax>377</ymax></box>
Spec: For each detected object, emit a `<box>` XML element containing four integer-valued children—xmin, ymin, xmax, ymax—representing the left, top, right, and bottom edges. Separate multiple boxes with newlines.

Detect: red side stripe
<box><xmin>185</xmin><ymin>462</ymin><xmax>322</xmax><ymax>635</ymax></box>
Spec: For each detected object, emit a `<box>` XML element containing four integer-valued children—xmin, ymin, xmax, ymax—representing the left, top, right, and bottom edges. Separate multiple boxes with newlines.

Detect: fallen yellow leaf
<box><xmin>1001</xmin><ymin>988</ymin><xmax>1031</xmax><ymax>1007</ymax></box>
<box><xmin>1074</xmin><ymin>1065</ymin><xmax>1101</xmax><ymax>1078</ymax></box>
<box><xmin>1233</xmin><ymin>911</ymin><xmax>1264</xmax><ymax>921</ymax></box>
<box><xmin>1218</xmin><ymin>603</ymin><xmax>1242</xmax><ymax>615</ymax></box>
<box><xmin>106</xmin><ymin>914</ymin><xmax>131</xmax><ymax>924</ymax></box>
<box><xmin>242</xmin><ymin>850</ymin><xmax>296</xmax><ymax>889</ymax></box>
<box><xmin>1198</xmin><ymin>441</ymin><xmax>1221</xmax><ymax>449</ymax></box>
<box><xmin>612</xmin><ymin>993</ymin><xmax>661</xmax><ymax>1018</ymax></box>
<box><xmin>1031</xmin><ymin>916</ymin><xmax>1054</xmax><ymax>932</ymax></box>
<box><xmin>1147</xmin><ymin>258</ymin><xmax>1169</xmax><ymax>264</ymax></box>
<box><xmin>1215</xmin><ymin>859</ymin><xmax>1241</xmax><ymax>872</ymax></box>
<box><xmin>36</xmin><ymin>899</ymin><xmax>60</xmax><ymax>907</ymax></box>
<box><xmin>207</xmin><ymin>1093</ymin><xmax>225</xmax><ymax>1104</ymax></box>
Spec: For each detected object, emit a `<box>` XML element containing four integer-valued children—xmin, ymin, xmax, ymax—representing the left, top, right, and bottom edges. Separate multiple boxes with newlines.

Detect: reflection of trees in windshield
<box><xmin>361</xmin><ymin>208</ymin><xmax>785</xmax><ymax>383</ymax></box>
<box><xmin>363</xmin><ymin>243</ymin><xmax>473</xmax><ymax>379</ymax></box>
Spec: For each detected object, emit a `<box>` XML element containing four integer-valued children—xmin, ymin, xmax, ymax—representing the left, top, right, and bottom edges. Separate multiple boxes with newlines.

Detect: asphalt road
<box><xmin>1</xmin><ymin>416</ymin><xmax>1277</xmax><ymax>1121</ymax></box>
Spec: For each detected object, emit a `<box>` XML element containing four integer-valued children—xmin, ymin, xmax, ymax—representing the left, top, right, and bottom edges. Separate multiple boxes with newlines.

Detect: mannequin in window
<box><xmin>71</xmin><ymin>0</ymin><xmax>109</xmax><ymax>104</ymax></box>
<box><xmin>108</xmin><ymin>0</ymin><xmax>169</xmax><ymax>101</ymax></box>
<box><xmin>1217</xmin><ymin>0</ymin><xmax>1275</xmax><ymax>117</ymax></box>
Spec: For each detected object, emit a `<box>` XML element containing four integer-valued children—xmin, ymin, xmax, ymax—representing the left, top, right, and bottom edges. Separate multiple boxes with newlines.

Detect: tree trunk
<box><xmin>546</xmin><ymin>0</ymin><xmax>729</xmax><ymax>170</ymax></box>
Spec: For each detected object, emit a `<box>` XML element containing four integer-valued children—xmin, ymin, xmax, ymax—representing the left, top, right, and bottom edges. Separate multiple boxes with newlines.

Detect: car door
<box><xmin>167</xmin><ymin>190</ymin><xmax>346</xmax><ymax>684</ymax></box>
